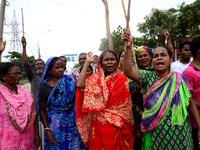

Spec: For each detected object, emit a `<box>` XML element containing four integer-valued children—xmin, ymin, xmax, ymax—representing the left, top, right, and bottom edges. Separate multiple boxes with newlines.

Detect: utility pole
<box><xmin>0</xmin><ymin>0</ymin><xmax>6</xmax><ymax>62</ymax></box>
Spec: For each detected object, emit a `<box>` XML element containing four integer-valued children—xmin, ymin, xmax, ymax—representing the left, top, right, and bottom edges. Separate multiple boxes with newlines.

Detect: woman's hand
<box><xmin>34</xmin><ymin>135</ymin><xmax>41</xmax><ymax>149</ymax></box>
<box><xmin>0</xmin><ymin>36</ymin><xmax>6</xmax><ymax>54</ymax></box>
<box><xmin>134</xmin><ymin>84</ymin><xmax>141</xmax><ymax>93</ymax></box>
<box><xmin>46</xmin><ymin>130</ymin><xmax>57</xmax><ymax>146</ymax></box>
<box><xmin>121</xmin><ymin>29</ymin><xmax>132</xmax><ymax>49</ymax></box>
<box><xmin>86</xmin><ymin>51</ymin><xmax>94</xmax><ymax>64</ymax></box>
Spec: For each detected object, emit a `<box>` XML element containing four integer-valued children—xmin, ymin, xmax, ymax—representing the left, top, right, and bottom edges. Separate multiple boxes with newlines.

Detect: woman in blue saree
<box><xmin>37</xmin><ymin>57</ymin><xmax>85</xmax><ymax>150</ymax></box>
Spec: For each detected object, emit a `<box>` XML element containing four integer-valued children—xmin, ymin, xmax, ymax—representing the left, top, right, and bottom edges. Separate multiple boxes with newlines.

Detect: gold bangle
<box><xmin>80</xmin><ymin>73</ymin><xmax>86</xmax><ymax>76</ymax></box>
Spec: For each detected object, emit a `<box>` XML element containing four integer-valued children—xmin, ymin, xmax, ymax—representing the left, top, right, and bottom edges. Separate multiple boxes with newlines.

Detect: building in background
<box><xmin>63</xmin><ymin>54</ymin><xmax>78</xmax><ymax>69</ymax></box>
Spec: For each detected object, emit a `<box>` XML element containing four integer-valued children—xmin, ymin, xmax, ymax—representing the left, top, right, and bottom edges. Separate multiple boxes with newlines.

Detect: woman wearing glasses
<box><xmin>0</xmin><ymin>37</ymin><xmax>40</xmax><ymax>149</ymax></box>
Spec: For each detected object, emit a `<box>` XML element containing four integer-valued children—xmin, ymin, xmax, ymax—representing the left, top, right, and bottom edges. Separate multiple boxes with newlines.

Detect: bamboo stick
<box><xmin>121</xmin><ymin>0</ymin><xmax>138</xmax><ymax>69</ymax></box>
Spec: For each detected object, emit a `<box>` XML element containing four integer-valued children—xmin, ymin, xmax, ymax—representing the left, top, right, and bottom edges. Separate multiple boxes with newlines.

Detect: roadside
<box><xmin>20</xmin><ymin>80</ymin><xmax>31</xmax><ymax>93</ymax></box>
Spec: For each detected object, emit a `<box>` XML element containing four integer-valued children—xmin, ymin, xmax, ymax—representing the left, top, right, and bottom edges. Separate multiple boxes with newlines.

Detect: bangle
<box><xmin>80</xmin><ymin>73</ymin><xmax>85</xmax><ymax>76</ymax></box>
<box><xmin>35</xmin><ymin>135</ymin><xmax>40</xmax><ymax>138</ymax></box>
<box><xmin>44</xmin><ymin>127</ymin><xmax>51</xmax><ymax>132</ymax></box>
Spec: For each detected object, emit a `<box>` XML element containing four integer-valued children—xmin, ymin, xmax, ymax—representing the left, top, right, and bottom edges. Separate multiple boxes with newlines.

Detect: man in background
<box><xmin>171</xmin><ymin>41</ymin><xmax>191</xmax><ymax>74</ymax></box>
<box><xmin>22</xmin><ymin>36</ymin><xmax>44</xmax><ymax>150</ymax></box>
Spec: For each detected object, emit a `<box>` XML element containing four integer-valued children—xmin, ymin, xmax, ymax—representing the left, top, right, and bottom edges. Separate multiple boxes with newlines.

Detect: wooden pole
<box><xmin>124</xmin><ymin>0</ymin><xmax>130</xmax><ymax>52</ymax></box>
<box><xmin>0</xmin><ymin>0</ymin><xmax>6</xmax><ymax>62</ymax></box>
<box><xmin>21</xmin><ymin>8</ymin><xmax>24</xmax><ymax>36</ymax></box>
<box><xmin>21</xmin><ymin>8</ymin><xmax>26</xmax><ymax>46</ymax></box>
<box><xmin>121</xmin><ymin>0</ymin><xmax>138</xmax><ymax>69</ymax></box>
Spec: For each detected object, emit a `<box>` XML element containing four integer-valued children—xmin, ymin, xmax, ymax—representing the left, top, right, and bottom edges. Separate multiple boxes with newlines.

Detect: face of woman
<box><xmin>101</xmin><ymin>52</ymin><xmax>117</xmax><ymax>76</ymax></box>
<box><xmin>137</xmin><ymin>51</ymin><xmax>152</xmax><ymax>67</ymax></box>
<box><xmin>120</xmin><ymin>51</ymin><xmax>125</xmax><ymax>65</ymax></box>
<box><xmin>152</xmin><ymin>47</ymin><xmax>172</xmax><ymax>73</ymax></box>
<box><xmin>49</xmin><ymin>59</ymin><xmax>64</xmax><ymax>79</ymax></box>
<box><xmin>3</xmin><ymin>66</ymin><xmax>21</xmax><ymax>86</ymax></box>
<box><xmin>86</xmin><ymin>68</ymin><xmax>93</xmax><ymax>78</ymax></box>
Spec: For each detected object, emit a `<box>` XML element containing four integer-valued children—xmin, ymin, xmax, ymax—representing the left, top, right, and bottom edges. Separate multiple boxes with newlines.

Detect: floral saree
<box><xmin>76</xmin><ymin>50</ymin><xmax>134</xmax><ymax>150</ymax></box>
<box><xmin>37</xmin><ymin>57</ymin><xmax>85</xmax><ymax>150</ymax></box>
<box><xmin>0</xmin><ymin>85</ymin><xmax>36</xmax><ymax>150</ymax></box>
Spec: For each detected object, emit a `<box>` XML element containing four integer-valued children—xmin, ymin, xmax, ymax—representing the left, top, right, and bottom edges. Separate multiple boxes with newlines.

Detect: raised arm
<box><xmin>76</xmin><ymin>51</ymin><xmax>94</xmax><ymax>88</ymax></box>
<box><xmin>0</xmin><ymin>36</ymin><xmax>6</xmax><ymax>55</ymax></box>
<box><xmin>21</xmin><ymin>36</ymin><xmax>28</xmax><ymax>65</ymax></box>
<box><xmin>121</xmin><ymin>29</ymin><xmax>140</xmax><ymax>82</ymax></box>
<box><xmin>164</xmin><ymin>30</ymin><xmax>174</xmax><ymax>60</ymax></box>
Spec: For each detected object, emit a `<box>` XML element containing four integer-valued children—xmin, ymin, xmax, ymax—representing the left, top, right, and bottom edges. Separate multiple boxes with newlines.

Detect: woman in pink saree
<box><xmin>0</xmin><ymin>37</ymin><xmax>40</xmax><ymax>150</ymax></box>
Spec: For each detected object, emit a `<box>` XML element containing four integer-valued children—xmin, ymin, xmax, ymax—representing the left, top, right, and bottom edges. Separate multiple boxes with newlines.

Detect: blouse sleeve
<box><xmin>39</xmin><ymin>83</ymin><xmax>53</xmax><ymax>103</ymax></box>
<box><xmin>137</xmin><ymin>70</ymin><xmax>148</xmax><ymax>87</ymax></box>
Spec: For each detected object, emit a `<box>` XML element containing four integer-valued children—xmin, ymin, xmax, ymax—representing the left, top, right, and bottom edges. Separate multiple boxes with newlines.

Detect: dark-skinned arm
<box><xmin>121</xmin><ymin>29</ymin><xmax>140</xmax><ymax>82</ymax></box>
<box><xmin>34</xmin><ymin>115</ymin><xmax>41</xmax><ymax>149</ymax></box>
<box><xmin>40</xmin><ymin>102</ymin><xmax>56</xmax><ymax>145</ymax></box>
<box><xmin>21</xmin><ymin>36</ymin><xmax>28</xmax><ymax>65</ymax></box>
<box><xmin>164</xmin><ymin>30</ymin><xmax>174</xmax><ymax>61</ymax></box>
<box><xmin>187</xmin><ymin>97</ymin><xmax>200</xmax><ymax>147</ymax></box>
<box><xmin>76</xmin><ymin>51</ymin><xmax>94</xmax><ymax>88</ymax></box>
<box><xmin>193</xmin><ymin>100</ymin><xmax>200</xmax><ymax>110</ymax></box>
<box><xmin>189</xmin><ymin>90</ymin><xmax>200</xmax><ymax>110</ymax></box>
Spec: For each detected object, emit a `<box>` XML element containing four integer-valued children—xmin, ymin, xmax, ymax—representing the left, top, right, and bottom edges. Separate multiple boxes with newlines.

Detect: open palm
<box><xmin>86</xmin><ymin>51</ymin><xmax>94</xmax><ymax>63</ymax></box>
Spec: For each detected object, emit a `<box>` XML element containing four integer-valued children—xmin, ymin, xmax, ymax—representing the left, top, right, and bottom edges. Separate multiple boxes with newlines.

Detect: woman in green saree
<box><xmin>122</xmin><ymin>29</ymin><xmax>200</xmax><ymax>150</ymax></box>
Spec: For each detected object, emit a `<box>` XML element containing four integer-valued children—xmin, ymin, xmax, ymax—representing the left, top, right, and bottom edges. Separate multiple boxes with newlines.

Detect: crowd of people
<box><xmin>0</xmin><ymin>29</ymin><xmax>200</xmax><ymax>150</ymax></box>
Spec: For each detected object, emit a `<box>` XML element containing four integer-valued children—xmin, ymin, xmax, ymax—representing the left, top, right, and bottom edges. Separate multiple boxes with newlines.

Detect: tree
<box><xmin>99</xmin><ymin>25</ymin><xmax>158</xmax><ymax>54</ymax></box>
<box><xmin>178</xmin><ymin>0</ymin><xmax>200</xmax><ymax>37</ymax></box>
<box><xmin>4</xmin><ymin>51</ymin><xmax>35</xmax><ymax>80</ymax></box>
<box><xmin>137</xmin><ymin>0</ymin><xmax>200</xmax><ymax>49</ymax></box>
<box><xmin>73</xmin><ymin>63</ymin><xmax>81</xmax><ymax>68</ymax></box>
<box><xmin>137</xmin><ymin>8</ymin><xmax>178</xmax><ymax>47</ymax></box>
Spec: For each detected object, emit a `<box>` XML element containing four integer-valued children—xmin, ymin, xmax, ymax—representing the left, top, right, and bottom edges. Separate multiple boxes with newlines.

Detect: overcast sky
<box><xmin>2</xmin><ymin>0</ymin><xmax>195</xmax><ymax>67</ymax></box>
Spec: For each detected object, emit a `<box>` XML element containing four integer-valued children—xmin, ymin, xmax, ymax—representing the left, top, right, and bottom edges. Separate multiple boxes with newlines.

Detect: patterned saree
<box><xmin>37</xmin><ymin>57</ymin><xmax>85</xmax><ymax>150</ymax></box>
<box><xmin>141</xmin><ymin>71</ymin><xmax>192</xmax><ymax>150</ymax></box>
<box><xmin>76</xmin><ymin>50</ymin><xmax>134</xmax><ymax>150</ymax></box>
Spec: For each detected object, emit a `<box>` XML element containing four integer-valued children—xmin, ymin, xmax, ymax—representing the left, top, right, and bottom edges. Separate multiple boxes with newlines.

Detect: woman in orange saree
<box><xmin>76</xmin><ymin>50</ymin><xmax>134</xmax><ymax>150</ymax></box>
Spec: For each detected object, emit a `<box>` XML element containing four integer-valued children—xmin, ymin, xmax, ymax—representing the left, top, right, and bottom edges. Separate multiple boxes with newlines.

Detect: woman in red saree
<box><xmin>76</xmin><ymin>50</ymin><xmax>134</xmax><ymax>150</ymax></box>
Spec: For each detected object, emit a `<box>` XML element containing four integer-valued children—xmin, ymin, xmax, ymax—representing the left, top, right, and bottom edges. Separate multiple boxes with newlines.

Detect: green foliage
<box><xmin>137</xmin><ymin>0</ymin><xmax>200</xmax><ymax>49</ymax></box>
<box><xmin>73</xmin><ymin>63</ymin><xmax>81</xmax><ymax>68</ymax></box>
<box><xmin>178</xmin><ymin>0</ymin><xmax>200</xmax><ymax>37</ymax></box>
<box><xmin>99</xmin><ymin>26</ymin><xmax>124</xmax><ymax>54</ymax></box>
<box><xmin>99</xmin><ymin>37</ymin><xmax>109</xmax><ymax>52</ymax></box>
<box><xmin>4</xmin><ymin>51</ymin><xmax>36</xmax><ymax>80</ymax></box>
<box><xmin>111</xmin><ymin>26</ymin><xmax>124</xmax><ymax>54</ymax></box>
<box><xmin>99</xmin><ymin>25</ymin><xmax>158</xmax><ymax>55</ymax></box>
<box><xmin>137</xmin><ymin>8</ymin><xmax>178</xmax><ymax>47</ymax></box>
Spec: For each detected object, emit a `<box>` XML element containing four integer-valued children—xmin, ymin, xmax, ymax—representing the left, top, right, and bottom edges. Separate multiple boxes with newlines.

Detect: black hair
<box><xmin>48</xmin><ymin>57</ymin><xmax>62</xmax><ymax>71</ymax></box>
<box><xmin>59</xmin><ymin>56</ymin><xmax>66</xmax><ymax>59</ymax></box>
<box><xmin>0</xmin><ymin>62</ymin><xmax>20</xmax><ymax>82</ymax></box>
<box><xmin>94</xmin><ymin>55</ymin><xmax>98</xmax><ymax>58</ymax></box>
<box><xmin>118</xmin><ymin>50</ymin><xmax>125</xmax><ymax>60</ymax></box>
<box><xmin>79</xmin><ymin>53</ymin><xmax>87</xmax><ymax>59</ymax></box>
<box><xmin>99</xmin><ymin>50</ymin><xmax>119</xmax><ymax>66</ymax></box>
<box><xmin>79</xmin><ymin>63</ymin><xmax>93</xmax><ymax>73</ymax></box>
<box><xmin>153</xmin><ymin>46</ymin><xmax>172</xmax><ymax>58</ymax></box>
<box><xmin>190</xmin><ymin>36</ymin><xmax>200</xmax><ymax>58</ymax></box>
<box><xmin>179</xmin><ymin>41</ymin><xmax>191</xmax><ymax>51</ymax></box>
<box><xmin>35</xmin><ymin>59</ymin><xmax>45</xmax><ymax>65</ymax></box>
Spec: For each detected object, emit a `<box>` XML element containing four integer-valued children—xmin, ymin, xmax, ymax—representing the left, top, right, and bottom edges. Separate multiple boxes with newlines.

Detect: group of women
<box><xmin>0</xmin><ymin>27</ymin><xmax>200</xmax><ymax>150</ymax></box>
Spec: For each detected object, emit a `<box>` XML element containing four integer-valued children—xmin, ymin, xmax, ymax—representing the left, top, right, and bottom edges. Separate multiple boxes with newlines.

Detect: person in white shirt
<box><xmin>171</xmin><ymin>41</ymin><xmax>191</xmax><ymax>74</ymax></box>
